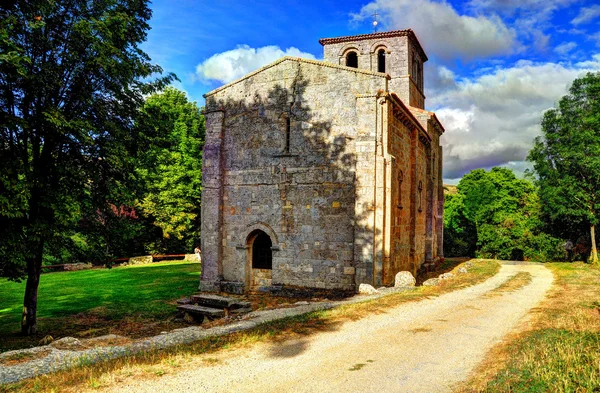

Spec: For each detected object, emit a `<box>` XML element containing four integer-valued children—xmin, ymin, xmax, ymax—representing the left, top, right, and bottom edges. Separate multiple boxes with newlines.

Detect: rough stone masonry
<box><xmin>200</xmin><ymin>29</ymin><xmax>444</xmax><ymax>294</ymax></box>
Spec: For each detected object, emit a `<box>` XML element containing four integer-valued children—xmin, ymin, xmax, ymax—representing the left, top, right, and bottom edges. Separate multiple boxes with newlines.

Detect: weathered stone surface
<box><xmin>439</xmin><ymin>272</ymin><xmax>454</xmax><ymax>280</ymax></box>
<box><xmin>176</xmin><ymin>297</ymin><xmax>192</xmax><ymax>305</ymax></box>
<box><xmin>177</xmin><ymin>304</ymin><xmax>225</xmax><ymax>319</ymax></box>
<box><xmin>422</xmin><ymin>278</ymin><xmax>441</xmax><ymax>286</ymax></box>
<box><xmin>358</xmin><ymin>283</ymin><xmax>380</xmax><ymax>295</ymax></box>
<box><xmin>63</xmin><ymin>263</ymin><xmax>92</xmax><ymax>271</ymax></box>
<box><xmin>191</xmin><ymin>294</ymin><xmax>239</xmax><ymax>308</ymax></box>
<box><xmin>50</xmin><ymin>337</ymin><xmax>81</xmax><ymax>349</ymax></box>
<box><xmin>394</xmin><ymin>271</ymin><xmax>416</xmax><ymax>287</ymax></box>
<box><xmin>220</xmin><ymin>281</ymin><xmax>244</xmax><ymax>295</ymax></box>
<box><xmin>184</xmin><ymin>254</ymin><xmax>200</xmax><ymax>262</ymax></box>
<box><xmin>128</xmin><ymin>255</ymin><xmax>153</xmax><ymax>265</ymax></box>
<box><xmin>200</xmin><ymin>30</ymin><xmax>444</xmax><ymax>294</ymax></box>
<box><xmin>464</xmin><ymin>262</ymin><xmax>473</xmax><ymax>268</ymax></box>
<box><xmin>458</xmin><ymin>267</ymin><xmax>468</xmax><ymax>274</ymax></box>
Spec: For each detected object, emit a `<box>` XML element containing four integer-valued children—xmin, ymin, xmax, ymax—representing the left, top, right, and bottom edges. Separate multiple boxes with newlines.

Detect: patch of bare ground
<box><xmin>0</xmin><ymin>350</ymin><xmax>51</xmax><ymax>367</ymax></box>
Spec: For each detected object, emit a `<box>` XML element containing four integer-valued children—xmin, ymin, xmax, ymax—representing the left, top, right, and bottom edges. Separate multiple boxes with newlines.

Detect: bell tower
<box><xmin>319</xmin><ymin>29</ymin><xmax>427</xmax><ymax>109</ymax></box>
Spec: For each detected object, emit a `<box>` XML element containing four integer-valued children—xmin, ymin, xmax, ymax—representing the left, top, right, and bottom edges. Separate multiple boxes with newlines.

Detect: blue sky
<box><xmin>142</xmin><ymin>0</ymin><xmax>600</xmax><ymax>182</ymax></box>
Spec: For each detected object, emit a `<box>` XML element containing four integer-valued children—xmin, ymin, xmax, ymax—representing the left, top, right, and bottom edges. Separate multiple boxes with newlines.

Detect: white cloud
<box><xmin>571</xmin><ymin>5</ymin><xmax>600</xmax><ymax>25</ymax></box>
<box><xmin>554</xmin><ymin>41</ymin><xmax>577</xmax><ymax>56</ymax></box>
<box><xmin>468</xmin><ymin>0</ymin><xmax>574</xmax><ymax>15</ymax></box>
<box><xmin>351</xmin><ymin>0</ymin><xmax>517</xmax><ymax>61</ymax></box>
<box><xmin>196</xmin><ymin>45</ymin><xmax>316</xmax><ymax>84</ymax></box>
<box><xmin>432</xmin><ymin>55</ymin><xmax>600</xmax><ymax>179</ymax></box>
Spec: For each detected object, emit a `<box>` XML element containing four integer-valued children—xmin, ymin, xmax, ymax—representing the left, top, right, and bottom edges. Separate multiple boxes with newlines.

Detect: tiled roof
<box><xmin>319</xmin><ymin>29</ymin><xmax>428</xmax><ymax>62</ymax></box>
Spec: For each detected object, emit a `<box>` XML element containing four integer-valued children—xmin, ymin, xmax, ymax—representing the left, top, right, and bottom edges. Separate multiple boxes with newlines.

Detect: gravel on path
<box><xmin>87</xmin><ymin>263</ymin><xmax>553</xmax><ymax>393</ymax></box>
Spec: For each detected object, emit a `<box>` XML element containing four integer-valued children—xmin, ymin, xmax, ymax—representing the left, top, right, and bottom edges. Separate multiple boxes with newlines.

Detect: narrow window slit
<box><xmin>285</xmin><ymin>116</ymin><xmax>291</xmax><ymax>153</ymax></box>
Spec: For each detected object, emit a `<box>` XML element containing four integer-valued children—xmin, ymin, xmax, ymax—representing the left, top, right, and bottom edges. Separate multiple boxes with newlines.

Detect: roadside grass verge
<box><xmin>0</xmin><ymin>261</ymin><xmax>201</xmax><ymax>352</ymax></box>
<box><xmin>0</xmin><ymin>259</ymin><xmax>499</xmax><ymax>393</ymax></box>
<box><xmin>485</xmin><ymin>272</ymin><xmax>532</xmax><ymax>297</ymax></box>
<box><xmin>458</xmin><ymin>262</ymin><xmax>600</xmax><ymax>393</ymax></box>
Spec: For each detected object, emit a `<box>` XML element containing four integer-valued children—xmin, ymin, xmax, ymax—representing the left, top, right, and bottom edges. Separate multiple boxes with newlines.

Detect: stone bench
<box><xmin>177</xmin><ymin>304</ymin><xmax>225</xmax><ymax>323</ymax></box>
<box><xmin>191</xmin><ymin>294</ymin><xmax>251</xmax><ymax>310</ymax></box>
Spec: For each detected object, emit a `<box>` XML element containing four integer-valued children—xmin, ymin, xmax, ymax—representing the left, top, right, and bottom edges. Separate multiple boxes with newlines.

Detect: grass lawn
<box><xmin>459</xmin><ymin>262</ymin><xmax>600</xmax><ymax>393</ymax></box>
<box><xmin>0</xmin><ymin>261</ymin><xmax>201</xmax><ymax>352</ymax></box>
<box><xmin>1</xmin><ymin>259</ymin><xmax>499</xmax><ymax>393</ymax></box>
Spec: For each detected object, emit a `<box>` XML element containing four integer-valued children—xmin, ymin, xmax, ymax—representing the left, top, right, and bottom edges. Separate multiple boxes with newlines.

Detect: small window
<box><xmin>418</xmin><ymin>180</ymin><xmax>423</xmax><ymax>213</ymax></box>
<box><xmin>346</xmin><ymin>51</ymin><xmax>358</xmax><ymax>68</ymax></box>
<box><xmin>397</xmin><ymin>170</ymin><xmax>404</xmax><ymax>209</ymax></box>
<box><xmin>377</xmin><ymin>49</ymin><xmax>386</xmax><ymax>73</ymax></box>
<box><xmin>285</xmin><ymin>116</ymin><xmax>291</xmax><ymax>153</ymax></box>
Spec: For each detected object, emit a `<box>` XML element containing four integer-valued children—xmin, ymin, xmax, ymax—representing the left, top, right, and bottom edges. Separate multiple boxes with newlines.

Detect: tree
<box><xmin>445</xmin><ymin>167</ymin><xmax>564</xmax><ymax>261</ymax></box>
<box><xmin>528</xmin><ymin>72</ymin><xmax>600</xmax><ymax>265</ymax></box>
<box><xmin>135</xmin><ymin>87</ymin><xmax>205</xmax><ymax>253</ymax></box>
<box><xmin>0</xmin><ymin>0</ymin><xmax>174</xmax><ymax>334</ymax></box>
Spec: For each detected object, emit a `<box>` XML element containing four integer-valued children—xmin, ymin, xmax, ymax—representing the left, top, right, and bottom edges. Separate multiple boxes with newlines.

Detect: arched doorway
<box><xmin>251</xmin><ymin>230</ymin><xmax>272</xmax><ymax>269</ymax></box>
<box><xmin>247</xmin><ymin>230</ymin><xmax>273</xmax><ymax>289</ymax></box>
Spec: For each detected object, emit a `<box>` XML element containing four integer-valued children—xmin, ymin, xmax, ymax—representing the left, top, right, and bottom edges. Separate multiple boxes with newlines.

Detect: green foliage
<box><xmin>528</xmin><ymin>72</ymin><xmax>600</xmax><ymax>264</ymax></box>
<box><xmin>444</xmin><ymin>193</ymin><xmax>477</xmax><ymax>257</ymax></box>
<box><xmin>135</xmin><ymin>87</ymin><xmax>205</xmax><ymax>253</ymax></box>
<box><xmin>0</xmin><ymin>0</ymin><xmax>174</xmax><ymax>333</ymax></box>
<box><xmin>444</xmin><ymin>168</ymin><xmax>565</xmax><ymax>261</ymax></box>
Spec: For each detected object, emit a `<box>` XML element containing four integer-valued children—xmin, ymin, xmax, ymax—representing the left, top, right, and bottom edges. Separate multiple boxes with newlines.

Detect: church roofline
<box><xmin>318</xmin><ymin>29</ymin><xmax>428</xmax><ymax>62</ymax></box>
<box><xmin>407</xmin><ymin>105</ymin><xmax>446</xmax><ymax>134</ymax></box>
<box><xmin>204</xmin><ymin>56</ymin><xmax>390</xmax><ymax>98</ymax></box>
<box><xmin>387</xmin><ymin>92</ymin><xmax>430</xmax><ymax>140</ymax></box>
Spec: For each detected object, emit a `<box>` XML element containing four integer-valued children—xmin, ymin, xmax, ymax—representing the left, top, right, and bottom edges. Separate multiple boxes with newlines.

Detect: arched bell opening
<box><xmin>346</xmin><ymin>51</ymin><xmax>358</xmax><ymax>68</ymax></box>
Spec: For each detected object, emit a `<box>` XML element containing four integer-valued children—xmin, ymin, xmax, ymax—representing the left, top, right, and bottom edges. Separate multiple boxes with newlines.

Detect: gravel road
<box><xmin>94</xmin><ymin>263</ymin><xmax>553</xmax><ymax>393</ymax></box>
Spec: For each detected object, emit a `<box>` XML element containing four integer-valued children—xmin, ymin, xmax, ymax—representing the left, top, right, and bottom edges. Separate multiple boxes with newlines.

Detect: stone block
<box><xmin>128</xmin><ymin>256</ymin><xmax>153</xmax><ymax>265</ymax></box>
<box><xmin>394</xmin><ymin>271</ymin><xmax>416</xmax><ymax>287</ymax></box>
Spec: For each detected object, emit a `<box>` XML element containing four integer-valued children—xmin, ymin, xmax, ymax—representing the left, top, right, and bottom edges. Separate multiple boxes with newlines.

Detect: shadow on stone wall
<box><xmin>204</xmin><ymin>65</ymin><xmax>383</xmax><ymax>294</ymax></box>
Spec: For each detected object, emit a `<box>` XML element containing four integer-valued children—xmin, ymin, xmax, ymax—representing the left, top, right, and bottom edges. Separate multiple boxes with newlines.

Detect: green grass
<box><xmin>1</xmin><ymin>259</ymin><xmax>499</xmax><ymax>393</ymax></box>
<box><xmin>460</xmin><ymin>262</ymin><xmax>600</xmax><ymax>393</ymax></box>
<box><xmin>0</xmin><ymin>261</ymin><xmax>201</xmax><ymax>352</ymax></box>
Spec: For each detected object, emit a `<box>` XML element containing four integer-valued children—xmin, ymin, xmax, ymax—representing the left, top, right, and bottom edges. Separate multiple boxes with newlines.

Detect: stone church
<box><xmin>200</xmin><ymin>29</ymin><xmax>444</xmax><ymax>294</ymax></box>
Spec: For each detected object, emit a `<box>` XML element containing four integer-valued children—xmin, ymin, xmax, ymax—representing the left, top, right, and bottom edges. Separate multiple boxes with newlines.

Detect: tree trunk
<box><xmin>591</xmin><ymin>224</ymin><xmax>599</xmax><ymax>265</ymax></box>
<box><xmin>21</xmin><ymin>243</ymin><xmax>43</xmax><ymax>335</ymax></box>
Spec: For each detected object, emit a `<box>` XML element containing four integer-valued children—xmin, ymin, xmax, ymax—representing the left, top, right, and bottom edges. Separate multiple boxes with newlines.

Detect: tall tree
<box><xmin>445</xmin><ymin>167</ymin><xmax>564</xmax><ymax>261</ymax></box>
<box><xmin>0</xmin><ymin>0</ymin><xmax>174</xmax><ymax>334</ymax></box>
<box><xmin>135</xmin><ymin>87</ymin><xmax>205</xmax><ymax>253</ymax></box>
<box><xmin>528</xmin><ymin>72</ymin><xmax>600</xmax><ymax>265</ymax></box>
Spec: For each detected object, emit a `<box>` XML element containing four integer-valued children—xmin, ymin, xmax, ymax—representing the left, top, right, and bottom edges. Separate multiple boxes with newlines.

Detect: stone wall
<box><xmin>321</xmin><ymin>32</ymin><xmax>425</xmax><ymax>109</ymax></box>
<box><xmin>128</xmin><ymin>256</ymin><xmax>153</xmax><ymax>265</ymax></box>
<box><xmin>202</xmin><ymin>58</ymin><xmax>389</xmax><ymax>291</ymax></box>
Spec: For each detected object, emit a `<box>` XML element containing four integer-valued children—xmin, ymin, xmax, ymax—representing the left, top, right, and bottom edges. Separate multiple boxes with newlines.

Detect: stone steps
<box><xmin>177</xmin><ymin>294</ymin><xmax>252</xmax><ymax>323</ymax></box>
<box><xmin>191</xmin><ymin>294</ymin><xmax>251</xmax><ymax>310</ymax></box>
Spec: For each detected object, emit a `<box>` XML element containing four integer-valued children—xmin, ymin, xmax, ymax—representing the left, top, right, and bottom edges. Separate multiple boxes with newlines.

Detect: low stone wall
<box><xmin>128</xmin><ymin>256</ymin><xmax>153</xmax><ymax>265</ymax></box>
<box><xmin>184</xmin><ymin>254</ymin><xmax>201</xmax><ymax>262</ymax></box>
<box><xmin>63</xmin><ymin>263</ymin><xmax>92</xmax><ymax>271</ymax></box>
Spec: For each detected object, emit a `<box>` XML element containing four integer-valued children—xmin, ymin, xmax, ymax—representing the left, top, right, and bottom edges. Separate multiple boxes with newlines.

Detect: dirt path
<box><xmin>95</xmin><ymin>263</ymin><xmax>553</xmax><ymax>393</ymax></box>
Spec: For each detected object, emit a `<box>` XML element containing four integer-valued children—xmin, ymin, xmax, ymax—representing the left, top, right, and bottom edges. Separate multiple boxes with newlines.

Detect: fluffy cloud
<box><xmin>352</xmin><ymin>0</ymin><xmax>517</xmax><ymax>61</ymax></box>
<box><xmin>571</xmin><ymin>5</ymin><xmax>600</xmax><ymax>25</ymax></box>
<box><xmin>431</xmin><ymin>56</ymin><xmax>600</xmax><ymax>179</ymax></box>
<box><xmin>196</xmin><ymin>45</ymin><xmax>316</xmax><ymax>84</ymax></box>
<box><xmin>554</xmin><ymin>41</ymin><xmax>577</xmax><ymax>56</ymax></box>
